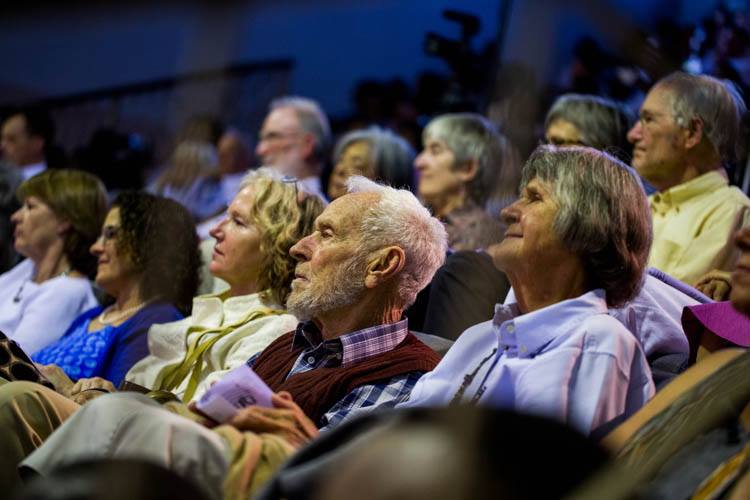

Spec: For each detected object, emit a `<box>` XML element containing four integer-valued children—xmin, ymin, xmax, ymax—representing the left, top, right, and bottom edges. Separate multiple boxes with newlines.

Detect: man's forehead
<box><xmin>263</xmin><ymin>107</ymin><xmax>300</xmax><ymax>131</ymax></box>
<box><xmin>318</xmin><ymin>192</ymin><xmax>379</xmax><ymax>226</ymax></box>
<box><xmin>642</xmin><ymin>86</ymin><xmax>674</xmax><ymax>114</ymax></box>
<box><xmin>2</xmin><ymin>115</ymin><xmax>26</xmax><ymax>134</ymax></box>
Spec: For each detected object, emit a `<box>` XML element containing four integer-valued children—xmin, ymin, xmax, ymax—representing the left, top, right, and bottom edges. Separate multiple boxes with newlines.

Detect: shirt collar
<box><xmin>493</xmin><ymin>289</ymin><xmax>609</xmax><ymax>358</ymax></box>
<box><xmin>190</xmin><ymin>290</ymin><xmax>276</xmax><ymax>327</ymax></box>
<box><xmin>650</xmin><ymin>170</ymin><xmax>727</xmax><ymax>210</ymax></box>
<box><xmin>292</xmin><ymin>319</ymin><xmax>409</xmax><ymax>367</ymax></box>
<box><xmin>20</xmin><ymin>162</ymin><xmax>46</xmax><ymax>180</ymax></box>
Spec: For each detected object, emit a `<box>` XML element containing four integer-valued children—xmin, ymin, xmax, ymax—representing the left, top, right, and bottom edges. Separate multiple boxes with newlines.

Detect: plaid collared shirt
<box><xmin>247</xmin><ymin>319</ymin><xmax>425</xmax><ymax>430</ymax></box>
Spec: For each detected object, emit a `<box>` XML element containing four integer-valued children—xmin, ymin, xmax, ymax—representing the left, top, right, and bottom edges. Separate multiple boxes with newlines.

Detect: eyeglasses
<box><xmin>258</xmin><ymin>131</ymin><xmax>301</xmax><ymax>143</ymax></box>
<box><xmin>99</xmin><ymin>225</ymin><xmax>121</xmax><ymax>242</ymax></box>
<box><xmin>281</xmin><ymin>175</ymin><xmax>299</xmax><ymax>199</ymax></box>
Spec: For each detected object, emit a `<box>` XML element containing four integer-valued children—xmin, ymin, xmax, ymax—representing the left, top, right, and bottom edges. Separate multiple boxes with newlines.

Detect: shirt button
<box><xmin>506</xmin><ymin>324</ymin><xmax>515</xmax><ymax>333</ymax></box>
<box><xmin>307</xmin><ymin>356</ymin><xmax>316</xmax><ymax>364</ymax></box>
<box><xmin>520</xmin><ymin>345</ymin><xmax>527</xmax><ymax>354</ymax></box>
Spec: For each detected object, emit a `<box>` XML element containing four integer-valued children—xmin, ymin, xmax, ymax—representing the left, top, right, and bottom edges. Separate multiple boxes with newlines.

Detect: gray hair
<box><xmin>520</xmin><ymin>145</ymin><xmax>652</xmax><ymax>307</ymax></box>
<box><xmin>270</xmin><ymin>96</ymin><xmax>332</xmax><ymax>162</ymax></box>
<box><xmin>655</xmin><ymin>72</ymin><xmax>746</xmax><ymax>163</ymax></box>
<box><xmin>424</xmin><ymin>113</ymin><xmax>521</xmax><ymax>213</ymax></box>
<box><xmin>333</xmin><ymin>126</ymin><xmax>416</xmax><ymax>191</ymax></box>
<box><xmin>347</xmin><ymin>176</ymin><xmax>447</xmax><ymax>307</ymax></box>
<box><xmin>544</xmin><ymin>94</ymin><xmax>632</xmax><ymax>160</ymax></box>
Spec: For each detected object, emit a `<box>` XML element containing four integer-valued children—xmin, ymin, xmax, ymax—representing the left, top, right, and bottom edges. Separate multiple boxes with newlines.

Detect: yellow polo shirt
<box><xmin>649</xmin><ymin>170</ymin><xmax>750</xmax><ymax>286</ymax></box>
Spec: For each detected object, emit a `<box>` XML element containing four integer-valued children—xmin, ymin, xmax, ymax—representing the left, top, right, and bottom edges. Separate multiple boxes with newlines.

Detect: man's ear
<box><xmin>364</xmin><ymin>246</ymin><xmax>406</xmax><ymax>289</ymax></box>
<box><xmin>300</xmin><ymin>133</ymin><xmax>316</xmax><ymax>161</ymax></box>
<box><xmin>683</xmin><ymin>117</ymin><xmax>705</xmax><ymax>150</ymax></box>
<box><xmin>456</xmin><ymin>158</ymin><xmax>479</xmax><ymax>183</ymax></box>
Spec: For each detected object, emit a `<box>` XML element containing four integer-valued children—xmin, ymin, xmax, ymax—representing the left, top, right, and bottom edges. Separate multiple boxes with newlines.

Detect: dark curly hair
<box><xmin>112</xmin><ymin>192</ymin><xmax>201</xmax><ymax>313</ymax></box>
<box><xmin>17</xmin><ymin>169</ymin><xmax>107</xmax><ymax>278</ymax></box>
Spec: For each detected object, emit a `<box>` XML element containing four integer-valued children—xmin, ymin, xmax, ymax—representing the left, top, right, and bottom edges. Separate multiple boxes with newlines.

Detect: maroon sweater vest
<box><xmin>252</xmin><ymin>331</ymin><xmax>440</xmax><ymax>425</ymax></box>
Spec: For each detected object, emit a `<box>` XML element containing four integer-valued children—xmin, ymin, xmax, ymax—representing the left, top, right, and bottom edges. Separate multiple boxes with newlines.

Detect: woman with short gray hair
<box><xmin>327</xmin><ymin>127</ymin><xmax>415</xmax><ymax>200</ymax></box>
<box><xmin>544</xmin><ymin>94</ymin><xmax>632</xmax><ymax>161</ymax></box>
<box><xmin>517</xmin><ymin>145</ymin><xmax>652</xmax><ymax>306</ymax></box>
<box><xmin>416</xmin><ymin>113</ymin><xmax>520</xmax><ymax>250</ymax></box>
<box><xmin>405</xmin><ymin>145</ymin><xmax>654</xmax><ymax>435</ymax></box>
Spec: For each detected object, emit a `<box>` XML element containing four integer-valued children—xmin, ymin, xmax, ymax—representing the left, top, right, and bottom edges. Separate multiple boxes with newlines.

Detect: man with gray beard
<box><xmin>18</xmin><ymin>177</ymin><xmax>447</xmax><ymax>499</ymax></box>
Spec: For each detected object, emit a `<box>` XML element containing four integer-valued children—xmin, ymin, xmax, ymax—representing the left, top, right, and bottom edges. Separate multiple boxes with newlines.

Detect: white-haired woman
<box><xmin>405</xmin><ymin>145</ymin><xmax>655</xmax><ymax>436</ymax></box>
<box><xmin>414</xmin><ymin>113</ymin><xmax>520</xmax><ymax>250</ymax></box>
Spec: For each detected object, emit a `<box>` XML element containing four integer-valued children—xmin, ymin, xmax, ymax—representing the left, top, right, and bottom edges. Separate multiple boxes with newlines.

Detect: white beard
<box><xmin>287</xmin><ymin>253</ymin><xmax>368</xmax><ymax>321</ymax></box>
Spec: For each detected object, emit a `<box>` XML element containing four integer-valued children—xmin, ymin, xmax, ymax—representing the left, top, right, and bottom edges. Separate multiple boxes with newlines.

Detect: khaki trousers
<box><xmin>0</xmin><ymin>379</ymin><xmax>80</xmax><ymax>491</ymax></box>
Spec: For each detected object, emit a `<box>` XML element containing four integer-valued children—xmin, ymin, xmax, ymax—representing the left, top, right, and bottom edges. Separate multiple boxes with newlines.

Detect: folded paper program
<box><xmin>195</xmin><ymin>364</ymin><xmax>273</xmax><ymax>423</ymax></box>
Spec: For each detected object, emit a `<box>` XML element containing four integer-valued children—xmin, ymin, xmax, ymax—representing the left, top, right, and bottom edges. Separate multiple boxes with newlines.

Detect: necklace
<box><xmin>12</xmin><ymin>267</ymin><xmax>71</xmax><ymax>304</ymax></box>
<box><xmin>97</xmin><ymin>302</ymin><xmax>146</xmax><ymax>325</ymax></box>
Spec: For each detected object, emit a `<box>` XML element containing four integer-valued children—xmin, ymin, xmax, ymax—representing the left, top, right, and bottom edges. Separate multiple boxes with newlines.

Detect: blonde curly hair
<box><xmin>241</xmin><ymin>169</ymin><xmax>325</xmax><ymax>305</ymax></box>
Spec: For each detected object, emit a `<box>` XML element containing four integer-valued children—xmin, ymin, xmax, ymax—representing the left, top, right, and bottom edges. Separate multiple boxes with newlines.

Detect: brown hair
<box><xmin>17</xmin><ymin>169</ymin><xmax>107</xmax><ymax>278</ymax></box>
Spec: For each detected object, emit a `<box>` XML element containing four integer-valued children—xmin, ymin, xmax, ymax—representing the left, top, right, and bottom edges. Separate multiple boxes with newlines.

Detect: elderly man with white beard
<box><xmin>18</xmin><ymin>177</ymin><xmax>447</xmax><ymax>500</ymax></box>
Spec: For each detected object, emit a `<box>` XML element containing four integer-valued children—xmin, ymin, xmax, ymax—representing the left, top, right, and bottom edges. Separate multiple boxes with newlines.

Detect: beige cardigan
<box><xmin>125</xmin><ymin>291</ymin><xmax>298</xmax><ymax>402</ymax></box>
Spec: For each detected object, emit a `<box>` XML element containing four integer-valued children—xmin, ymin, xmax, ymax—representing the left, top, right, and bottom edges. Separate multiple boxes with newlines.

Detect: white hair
<box><xmin>346</xmin><ymin>176</ymin><xmax>447</xmax><ymax>307</ymax></box>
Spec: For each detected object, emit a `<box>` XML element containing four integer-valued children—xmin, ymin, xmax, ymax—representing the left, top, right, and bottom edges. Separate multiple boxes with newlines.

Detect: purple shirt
<box><xmin>402</xmin><ymin>290</ymin><xmax>655</xmax><ymax>436</ymax></box>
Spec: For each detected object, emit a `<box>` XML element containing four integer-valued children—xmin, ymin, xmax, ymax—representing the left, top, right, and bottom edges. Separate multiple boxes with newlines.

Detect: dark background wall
<box><xmin>0</xmin><ymin>0</ymin><xmax>723</xmax><ymax>119</ymax></box>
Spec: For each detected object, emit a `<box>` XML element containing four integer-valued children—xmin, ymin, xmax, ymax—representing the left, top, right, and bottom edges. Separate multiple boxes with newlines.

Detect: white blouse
<box><xmin>126</xmin><ymin>291</ymin><xmax>298</xmax><ymax>402</ymax></box>
<box><xmin>0</xmin><ymin>259</ymin><xmax>99</xmax><ymax>355</ymax></box>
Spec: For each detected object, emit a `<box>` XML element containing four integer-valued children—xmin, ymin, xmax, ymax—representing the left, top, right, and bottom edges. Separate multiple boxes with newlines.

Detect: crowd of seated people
<box><xmin>0</xmin><ymin>49</ymin><xmax>749</xmax><ymax>500</ymax></box>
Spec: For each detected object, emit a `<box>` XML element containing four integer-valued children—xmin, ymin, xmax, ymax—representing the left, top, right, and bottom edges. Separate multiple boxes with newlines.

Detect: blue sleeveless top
<box><xmin>33</xmin><ymin>316</ymin><xmax>115</xmax><ymax>380</ymax></box>
<box><xmin>32</xmin><ymin>303</ymin><xmax>183</xmax><ymax>386</ymax></box>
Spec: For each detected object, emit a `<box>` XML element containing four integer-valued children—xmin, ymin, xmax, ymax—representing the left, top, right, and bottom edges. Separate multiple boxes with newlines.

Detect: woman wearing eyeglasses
<box><xmin>0</xmin><ymin>169</ymin><xmax>106</xmax><ymax>354</ymax></box>
<box><xmin>32</xmin><ymin>192</ymin><xmax>201</xmax><ymax>388</ymax></box>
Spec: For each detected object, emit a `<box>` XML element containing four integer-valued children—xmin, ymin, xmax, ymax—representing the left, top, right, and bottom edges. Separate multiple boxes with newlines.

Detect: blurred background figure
<box><xmin>415</xmin><ymin>113</ymin><xmax>519</xmax><ymax>251</ymax></box>
<box><xmin>216</xmin><ymin>128</ymin><xmax>253</xmax><ymax>207</ymax></box>
<box><xmin>149</xmin><ymin>141</ymin><xmax>224</xmax><ymax>221</ymax></box>
<box><xmin>313</xmin><ymin>407</ymin><xmax>609</xmax><ymax>500</ymax></box>
<box><xmin>544</xmin><ymin>93</ymin><xmax>633</xmax><ymax>160</ymax></box>
<box><xmin>326</xmin><ymin>126</ymin><xmax>415</xmax><ymax>200</ymax></box>
<box><xmin>13</xmin><ymin>459</ymin><xmax>212</xmax><ymax>500</ymax></box>
<box><xmin>1</xmin><ymin>108</ymin><xmax>54</xmax><ymax>180</ymax></box>
<box><xmin>256</xmin><ymin>96</ymin><xmax>331</xmax><ymax>200</ymax></box>
<box><xmin>0</xmin><ymin>163</ymin><xmax>22</xmax><ymax>273</ymax></box>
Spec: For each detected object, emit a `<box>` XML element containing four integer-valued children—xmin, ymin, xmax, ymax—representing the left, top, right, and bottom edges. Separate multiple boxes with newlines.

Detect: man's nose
<box><xmin>290</xmin><ymin>235</ymin><xmax>313</xmax><ymax>261</ymax></box>
<box><xmin>627</xmin><ymin>121</ymin><xmax>642</xmax><ymax>144</ymax></box>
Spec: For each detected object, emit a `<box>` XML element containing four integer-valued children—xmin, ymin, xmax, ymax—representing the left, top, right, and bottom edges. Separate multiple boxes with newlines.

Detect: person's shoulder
<box><xmin>578</xmin><ymin>313</ymin><xmax>638</xmax><ymax>353</ymax></box>
<box><xmin>39</xmin><ymin>276</ymin><xmax>94</xmax><ymax>304</ymax></box>
<box><xmin>0</xmin><ymin>258</ymin><xmax>33</xmax><ymax>282</ymax></box>
<box><xmin>438</xmin><ymin>318</ymin><xmax>496</xmax><ymax>357</ymax></box>
<box><xmin>621</xmin><ymin>273</ymin><xmax>698</xmax><ymax>311</ymax></box>
<box><xmin>705</xmin><ymin>183</ymin><xmax>750</xmax><ymax>210</ymax></box>
<box><xmin>135</xmin><ymin>302</ymin><xmax>183</xmax><ymax>324</ymax></box>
